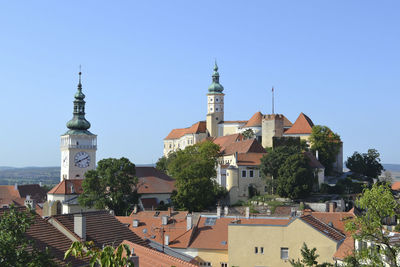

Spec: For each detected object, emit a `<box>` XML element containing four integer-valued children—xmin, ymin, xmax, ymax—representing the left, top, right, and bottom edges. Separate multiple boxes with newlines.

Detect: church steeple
<box><xmin>208</xmin><ymin>61</ymin><xmax>224</xmax><ymax>93</ymax></box>
<box><xmin>65</xmin><ymin>72</ymin><xmax>93</xmax><ymax>135</ymax></box>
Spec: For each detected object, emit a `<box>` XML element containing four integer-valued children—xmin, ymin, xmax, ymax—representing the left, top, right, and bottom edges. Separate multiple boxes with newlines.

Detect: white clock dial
<box><xmin>74</xmin><ymin>151</ymin><xmax>90</xmax><ymax>168</ymax></box>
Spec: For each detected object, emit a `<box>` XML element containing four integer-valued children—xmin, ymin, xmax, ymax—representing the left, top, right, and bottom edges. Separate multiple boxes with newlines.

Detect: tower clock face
<box><xmin>74</xmin><ymin>151</ymin><xmax>90</xmax><ymax>168</ymax></box>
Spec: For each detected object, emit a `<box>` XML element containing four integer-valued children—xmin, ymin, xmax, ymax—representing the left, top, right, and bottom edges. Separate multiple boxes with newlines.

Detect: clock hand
<box><xmin>77</xmin><ymin>156</ymin><xmax>89</xmax><ymax>163</ymax></box>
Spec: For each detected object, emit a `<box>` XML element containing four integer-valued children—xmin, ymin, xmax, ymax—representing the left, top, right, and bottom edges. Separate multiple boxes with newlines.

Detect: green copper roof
<box><xmin>65</xmin><ymin>72</ymin><xmax>93</xmax><ymax>135</ymax></box>
<box><xmin>208</xmin><ymin>62</ymin><xmax>224</xmax><ymax>93</ymax></box>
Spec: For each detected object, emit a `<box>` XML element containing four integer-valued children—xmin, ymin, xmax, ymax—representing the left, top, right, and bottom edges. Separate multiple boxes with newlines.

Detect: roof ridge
<box><xmin>301</xmin><ymin>215</ymin><xmax>345</xmax><ymax>241</ymax></box>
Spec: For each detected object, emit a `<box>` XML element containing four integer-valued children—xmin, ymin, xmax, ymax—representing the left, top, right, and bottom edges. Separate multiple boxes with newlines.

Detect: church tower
<box><xmin>206</xmin><ymin>62</ymin><xmax>225</xmax><ymax>137</ymax></box>
<box><xmin>60</xmin><ymin>72</ymin><xmax>97</xmax><ymax>181</ymax></box>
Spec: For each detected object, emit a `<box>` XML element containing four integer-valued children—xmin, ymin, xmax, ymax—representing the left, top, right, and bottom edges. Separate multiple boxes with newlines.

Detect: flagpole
<box><xmin>272</xmin><ymin>86</ymin><xmax>274</xmax><ymax>114</ymax></box>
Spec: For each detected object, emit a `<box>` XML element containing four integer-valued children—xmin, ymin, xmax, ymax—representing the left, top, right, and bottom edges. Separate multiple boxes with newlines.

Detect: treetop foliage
<box><xmin>346</xmin><ymin>149</ymin><xmax>384</xmax><ymax>179</ymax></box>
<box><xmin>78</xmin><ymin>157</ymin><xmax>139</xmax><ymax>216</ymax></box>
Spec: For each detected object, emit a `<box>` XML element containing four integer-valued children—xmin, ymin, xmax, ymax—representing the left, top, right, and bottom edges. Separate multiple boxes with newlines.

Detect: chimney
<box><xmin>329</xmin><ymin>202</ymin><xmax>337</xmax><ymax>213</ymax></box>
<box><xmin>164</xmin><ymin>235</ymin><xmax>169</xmax><ymax>246</ymax></box>
<box><xmin>187</xmin><ymin>214</ymin><xmax>193</xmax><ymax>231</ymax></box>
<box><xmin>74</xmin><ymin>213</ymin><xmax>86</xmax><ymax>241</ymax></box>
<box><xmin>217</xmin><ymin>205</ymin><xmax>221</xmax><ymax>218</ymax></box>
<box><xmin>24</xmin><ymin>195</ymin><xmax>35</xmax><ymax>210</ymax></box>
<box><xmin>162</xmin><ymin>215</ymin><xmax>168</xmax><ymax>225</ymax></box>
<box><xmin>133</xmin><ymin>205</ymin><xmax>138</xmax><ymax>214</ymax></box>
<box><xmin>316</xmin><ymin>150</ymin><xmax>319</xmax><ymax>160</ymax></box>
<box><xmin>245</xmin><ymin>207</ymin><xmax>250</xmax><ymax>219</ymax></box>
<box><xmin>39</xmin><ymin>182</ymin><xmax>42</xmax><ymax>187</ymax></box>
<box><xmin>14</xmin><ymin>183</ymin><xmax>18</xmax><ymax>191</ymax></box>
<box><xmin>168</xmin><ymin>206</ymin><xmax>172</xmax><ymax>217</ymax></box>
<box><xmin>224</xmin><ymin>206</ymin><xmax>229</xmax><ymax>216</ymax></box>
<box><xmin>132</xmin><ymin>219</ymin><xmax>139</xmax><ymax>228</ymax></box>
<box><xmin>129</xmin><ymin>248</ymin><xmax>139</xmax><ymax>267</ymax></box>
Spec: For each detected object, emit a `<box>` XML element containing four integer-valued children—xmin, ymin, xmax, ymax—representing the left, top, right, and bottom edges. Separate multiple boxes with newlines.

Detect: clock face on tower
<box><xmin>74</xmin><ymin>151</ymin><xmax>90</xmax><ymax>168</ymax></box>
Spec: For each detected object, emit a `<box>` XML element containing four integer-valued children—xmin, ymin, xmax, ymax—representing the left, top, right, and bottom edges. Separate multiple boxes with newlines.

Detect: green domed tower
<box><xmin>206</xmin><ymin>62</ymin><xmax>225</xmax><ymax>137</ymax></box>
<box><xmin>60</xmin><ymin>72</ymin><xmax>97</xmax><ymax>181</ymax></box>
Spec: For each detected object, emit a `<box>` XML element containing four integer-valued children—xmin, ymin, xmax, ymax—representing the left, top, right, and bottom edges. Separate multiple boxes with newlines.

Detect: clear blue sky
<box><xmin>0</xmin><ymin>1</ymin><xmax>399</xmax><ymax>167</ymax></box>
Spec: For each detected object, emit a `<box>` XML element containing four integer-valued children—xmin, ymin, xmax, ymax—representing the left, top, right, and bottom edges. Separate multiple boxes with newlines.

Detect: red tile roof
<box><xmin>213</xmin><ymin>134</ymin><xmax>265</xmax><ymax>155</ymax></box>
<box><xmin>243</xmin><ymin>112</ymin><xmax>263</xmax><ymax>127</ymax></box>
<box><xmin>51</xmin><ymin>211</ymin><xmax>148</xmax><ymax>248</ymax></box>
<box><xmin>189</xmin><ymin>216</ymin><xmax>291</xmax><ymax>250</ymax></box>
<box><xmin>116</xmin><ymin>211</ymin><xmax>192</xmax><ymax>249</ymax></box>
<box><xmin>48</xmin><ymin>179</ymin><xmax>84</xmax><ymax>195</ymax></box>
<box><xmin>0</xmin><ymin>185</ymin><xmax>21</xmax><ymax>206</ymax></box>
<box><xmin>236</xmin><ymin>153</ymin><xmax>266</xmax><ymax>166</ymax></box>
<box><xmin>0</xmin><ymin>207</ymin><xmax>88</xmax><ymax>266</ymax></box>
<box><xmin>164</xmin><ymin>121</ymin><xmax>206</xmax><ymax>140</ymax></box>
<box><xmin>392</xmin><ymin>182</ymin><xmax>400</xmax><ymax>191</ymax></box>
<box><xmin>0</xmin><ymin>184</ymin><xmax>47</xmax><ymax>207</ymax></box>
<box><xmin>136</xmin><ymin>167</ymin><xmax>176</xmax><ymax>194</ymax></box>
<box><xmin>219</xmin><ymin>120</ymin><xmax>248</xmax><ymax>124</ymax></box>
<box><xmin>300</xmin><ymin>215</ymin><xmax>345</xmax><ymax>242</ymax></box>
<box><xmin>121</xmin><ymin>240</ymin><xmax>198</xmax><ymax>267</ymax></box>
<box><xmin>284</xmin><ymin>113</ymin><xmax>314</xmax><ymax>135</ymax></box>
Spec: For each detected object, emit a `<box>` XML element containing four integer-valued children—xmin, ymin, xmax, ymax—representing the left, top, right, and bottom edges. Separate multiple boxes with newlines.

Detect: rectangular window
<box><xmin>261</xmin><ymin>247</ymin><xmax>264</xmax><ymax>254</ymax></box>
<box><xmin>249</xmin><ymin>170</ymin><xmax>254</xmax><ymax>177</ymax></box>
<box><xmin>220</xmin><ymin>263</ymin><xmax>227</xmax><ymax>267</ymax></box>
<box><xmin>255</xmin><ymin>247</ymin><xmax>258</xmax><ymax>254</ymax></box>
<box><xmin>281</xmin><ymin>248</ymin><xmax>289</xmax><ymax>259</ymax></box>
<box><xmin>242</xmin><ymin>170</ymin><xmax>246</xmax><ymax>178</ymax></box>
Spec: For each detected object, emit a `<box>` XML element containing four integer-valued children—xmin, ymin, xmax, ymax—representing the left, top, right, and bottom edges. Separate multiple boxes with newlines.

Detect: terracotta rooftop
<box><xmin>190</xmin><ymin>216</ymin><xmax>291</xmax><ymax>250</ymax></box>
<box><xmin>213</xmin><ymin>134</ymin><xmax>265</xmax><ymax>155</ymax></box>
<box><xmin>116</xmin><ymin>210</ymin><xmax>193</xmax><ymax>249</ymax></box>
<box><xmin>219</xmin><ymin>120</ymin><xmax>248</xmax><ymax>124</ymax></box>
<box><xmin>243</xmin><ymin>112</ymin><xmax>263</xmax><ymax>127</ymax></box>
<box><xmin>121</xmin><ymin>240</ymin><xmax>198</xmax><ymax>267</ymax></box>
<box><xmin>51</xmin><ymin>211</ymin><xmax>148</xmax><ymax>248</ymax></box>
<box><xmin>164</xmin><ymin>121</ymin><xmax>206</xmax><ymax>140</ymax></box>
<box><xmin>0</xmin><ymin>207</ymin><xmax>87</xmax><ymax>266</ymax></box>
<box><xmin>136</xmin><ymin>167</ymin><xmax>176</xmax><ymax>194</ymax></box>
<box><xmin>0</xmin><ymin>184</ymin><xmax>47</xmax><ymax>207</ymax></box>
<box><xmin>284</xmin><ymin>112</ymin><xmax>314</xmax><ymax>135</ymax></box>
<box><xmin>237</xmin><ymin>153</ymin><xmax>266</xmax><ymax>166</ymax></box>
<box><xmin>48</xmin><ymin>179</ymin><xmax>84</xmax><ymax>195</ymax></box>
<box><xmin>392</xmin><ymin>181</ymin><xmax>400</xmax><ymax>191</ymax></box>
<box><xmin>300</xmin><ymin>215</ymin><xmax>345</xmax><ymax>242</ymax></box>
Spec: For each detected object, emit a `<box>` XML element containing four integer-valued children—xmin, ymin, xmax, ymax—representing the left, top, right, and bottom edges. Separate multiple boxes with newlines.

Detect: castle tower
<box><xmin>261</xmin><ymin>114</ymin><xmax>284</xmax><ymax>148</ymax></box>
<box><xmin>206</xmin><ymin>62</ymin><xmax>225</xmax><ymax>137</ymax></box>
<box><xmin>60</xmin><ymin>72</ymin><xmax>97</xmax><ymax>181</ymax></box>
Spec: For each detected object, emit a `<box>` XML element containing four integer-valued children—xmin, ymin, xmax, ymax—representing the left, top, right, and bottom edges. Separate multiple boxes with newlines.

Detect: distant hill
<box><xmin>0</xmin><ymin>166</ymin><xmax>60</xmax><ymax>186</ymax></box>
<box><xmin>383</xmin><ymin>164</ymin><xmax>400</xmax><ymax>172</ymax></box>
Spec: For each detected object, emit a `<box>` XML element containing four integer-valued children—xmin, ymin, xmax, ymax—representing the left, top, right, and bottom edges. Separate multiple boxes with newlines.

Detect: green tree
<box><xmin>345</xmin><ymin>183</ymin><xmax>399</xmax><ymax>266</ymax></box>
<box><xmin>0</xmin><ymin>205</ymin><xmax>56</xmax><ymax>267</ymax></box>
<box><xmin>289</xmin><ymin>243</ymin><xmax>333</xmax><ymax>267</ymax></box>
<box><xmin>155</xmin><ymin>151</ymin><xmax>177</xmax><ymax>174</ymax></box>
<box><xmin>345</xmin><ymin>149</ymin><xmax>384</xmax><ymax>179</ymax></box>
<box><xmin>260</xmin><ymin>146</ymin><xmax>300</xmax><ymax>181</ymax></box>
<box><xmin>276</xmin><ymin>153</ymin><xmax>314</xmax><ymax>199</ymax></box>
<box><xmin>242</xmin><ymin>129</ymin><xmax>255</xmax><ymax>139</ymax></box>
<box><xmin>168</xmin><ymin>141</ymin><xmax>226</xmax><ymax>212</ymax></box>
<box><xmin>65</xmin><ymin>241</ymin><xmax>134</xmax><ymax>267</ymax></box>
<box><xmin>78</xmin><ymin>157</ymin><xmax>139</xmax><ymax>216</ymax></box>
<box><xmin>309</xmin><ymin>125</ymin><xmax>341</xmax><ymax>175</ymax></box>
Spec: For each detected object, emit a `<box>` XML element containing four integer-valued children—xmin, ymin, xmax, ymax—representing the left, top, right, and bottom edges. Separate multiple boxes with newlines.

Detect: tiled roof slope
<box><xmin>189</xmin><ymin>216</ymin><xmax>291</xmax><ymax>250</ymax></box>
<box><xmin>136</xmin><ymin>167</ymin><xmax>176</xmax><ymax>194</ymax></box>
<box><xmin>0</xmin><ymin>207</ymin><xmax>87</xmax><ymax>266</ymax></box>
<box><xmin>213</xmin><ymin>134</ymin><xmax>265</xmax><ymax>155</ymax></box>
<box><xmin>17</xmin><ymin>184</ymin><xmax>47</xmax><ymax>202</ymax></box>
<box><xmin>300</xmin><ymin>215</ymin><xmax>345</xmax><ymax>242</ymax></box>
<box><xmin>52</xmin><ymin>211</ymin><xmax>148</xmax><ymax>248</ymax></box>
<box><xmin>121</xmin><ymin>240</ymin><xmax>198</xmax><ymax>267</ymax></box>
<box><xmin>0</xmin><ymin>184</ymin><xmax>47</xmax><ymax>207</ymax></box>
<box><xmin>164</xmin><ymin>121</ymin><xmax>206</xmax><ymax>140</ymax></box>
<box><xmin>116</xmin><ymin>211</ymin><xmax>192</xmax><ymax>249</ymax></box>
<box><xmin>392</xmin><ymin>181</ymin><xmax>400</xmax><ymax>191</ymax></box>
<box><xmin>284</xmin><ymin>112</ymin><xmax>314</xmax><ymax>134</ymax></box>
<box><xmin>237</xmin><ymin>153</ymin><xmax>266</xmax><ymax>166</ymax></box>
<box><xmin>48</xmin><ymin>179</ymin><xmax>84</xmax><ymax>195</ymax></box>
<box><xmin>0</xmin><ymin>185</ymin><xmax>21</xmax><ymax>206</ymax></box>
<box><xmin>243</xmin><ymin>112</ymin><xmax>263</xmax><ymax>127</ymax></box>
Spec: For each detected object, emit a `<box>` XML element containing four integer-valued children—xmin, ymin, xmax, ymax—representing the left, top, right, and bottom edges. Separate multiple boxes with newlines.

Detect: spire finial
<box><xmin>78</xmin><ymin>65</ymin><xmax>82</xmax><ymax>86</ymax></box>
<box><xmin>214</xmin><ymin>59</ymin><xmax>218</xmax><ymax>72</ymax></box>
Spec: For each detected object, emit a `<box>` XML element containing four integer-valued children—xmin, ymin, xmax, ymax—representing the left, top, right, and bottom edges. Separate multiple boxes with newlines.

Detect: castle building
<box><xmin>44</xmin><ymin>72</ymin><xmax>98</xmax><ymax>216</ymax></box>
<box><xmin>164</xmin><ymin>63</ymin><xmax>331</xmax><ymax>203</ymax></box>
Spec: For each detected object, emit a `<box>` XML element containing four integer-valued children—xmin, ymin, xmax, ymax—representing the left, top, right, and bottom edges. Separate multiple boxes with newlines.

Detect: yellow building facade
<box><xmin>228</xmin><ymin>218</ymin><xmax>342</xmax><ymax>267</ymax></box>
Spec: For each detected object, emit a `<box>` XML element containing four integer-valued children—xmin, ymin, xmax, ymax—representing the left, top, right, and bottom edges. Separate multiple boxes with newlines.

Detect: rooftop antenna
<box><xmin>272</xmin><ymin>86</ymin><xmax>275</xmax><ymax>114</ymax></box>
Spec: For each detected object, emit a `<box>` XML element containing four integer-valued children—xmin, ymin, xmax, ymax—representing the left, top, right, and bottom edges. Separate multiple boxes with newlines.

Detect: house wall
<box><xmin>195</xmin><ymin>249</ymin><xmax>228</xmax><ymax>267</ymax></box>
<box><xmin>140</xmin><ymin>193</ymin><xmax>172</xmax><ymax>204</ymax></box>
<box><xmin>228</xmin><ymin>219</ymin><xmax>338</xmax><ymax>267</ymax></box>
<box><xmin>163</xmin><ymin>132</ymin><xmax>207</xmax><ymax>156</ymax></box>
